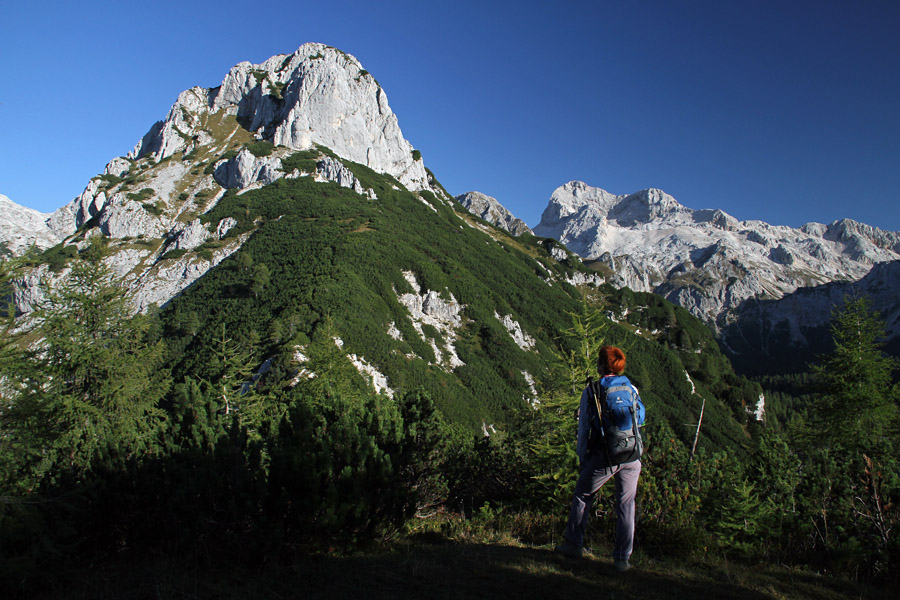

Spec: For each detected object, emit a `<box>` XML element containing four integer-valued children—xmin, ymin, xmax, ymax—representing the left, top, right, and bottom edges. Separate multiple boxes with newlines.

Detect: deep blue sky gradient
<box><xmin>2</xmin><ymin>0</ymin><xmax>898</xmax><ymax>231</ymax></box>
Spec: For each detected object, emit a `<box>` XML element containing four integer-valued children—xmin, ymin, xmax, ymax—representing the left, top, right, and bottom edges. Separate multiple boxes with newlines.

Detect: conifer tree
<box><xmin>2</xmin><ymin>238</ymin><xmax>169</xmax><ymax>489</ymax></box>
<box><xmin>636</xmin><ymin>421</ymin><xmax>703</xmax><ymax>543</ymax></box>
<box><xmin>525</xmin><ymin>295</ymin><xmax>608</xmax><ymax>507</ymax></box>
<box><xmin>0</xmin><ymin>257</ymin><xmax>26</xmax><ymax>384</ymax></box>
<box><xmin>798</xmin><ymin>297</ymin><xmax>900</xmax><ymax>572</ymax></box>
<box><xmin>203</xmin><ymin>322</ymin><xmax>289</xmax><ymax>441</ymax></box>
<box><xmin>810</xmin><ymin>297</ymin><xmax>899</xmax><ymax>455</ymax></box>
<box><xmin>558</xmin><ymin>293</ymin><xmax>608</xmax><ymax>393</ymax></box>
<box><xmin>709</xmin><ymin>476</ymin><xmax>772</xmax><ymax>557</ymax></box>
<box><xmin>295</xmin><ymin>316</ymin><xmax>365</xmax><ymax>400</ymax></box>
<box><xmin>0</xmin><ymin>257</ymin><xmax>30</xmax><ymax>488</ymax></box>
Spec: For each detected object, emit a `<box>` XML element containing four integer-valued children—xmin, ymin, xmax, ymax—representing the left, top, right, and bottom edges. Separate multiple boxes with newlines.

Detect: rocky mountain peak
<box><xmin>131</xmin><ymin>43</ymin><xmax>428</xmax><ymax>195</ymax></box>
<box><xmin>2</xmin><ymin>44</ymin><xmax>448</xmax><ymax>319</ymax></box>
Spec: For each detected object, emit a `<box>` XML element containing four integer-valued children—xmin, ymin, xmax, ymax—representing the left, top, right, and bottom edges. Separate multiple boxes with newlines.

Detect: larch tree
<box><xmin>810</xmin><ymin>296</ymin><xmax>899</xmax><ymax>455</ymax></box>
<box><xmin>3</xmin><ymin>239</ymin><xmax>169</xmax><ymax>490</ymax></box>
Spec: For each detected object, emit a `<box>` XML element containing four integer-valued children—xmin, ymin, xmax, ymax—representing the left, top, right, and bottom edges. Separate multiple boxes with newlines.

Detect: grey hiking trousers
<box><xmin>563</xmin><ymin>456</ymin><xmax>641</xmax><ymax>561</ymax></box>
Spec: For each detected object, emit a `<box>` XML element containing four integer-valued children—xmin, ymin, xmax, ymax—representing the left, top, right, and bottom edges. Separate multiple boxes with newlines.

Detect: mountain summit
<box><xmin>133</xmin><ymin>43</ymin><xmax>428</xmax><ymax>190</ymax></box>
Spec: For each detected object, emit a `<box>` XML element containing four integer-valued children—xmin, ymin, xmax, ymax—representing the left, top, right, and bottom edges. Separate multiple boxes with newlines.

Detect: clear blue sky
<box><xmin>2</xmin><ymin>0</ymin><xmax>898</xmax><ymax>231</ymax></box>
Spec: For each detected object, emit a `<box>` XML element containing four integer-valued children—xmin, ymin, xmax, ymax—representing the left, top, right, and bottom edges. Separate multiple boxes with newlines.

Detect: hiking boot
<box><xmin>554</xmin><ymin>542</ymin><xmax>583</xmax><ymax>558</ymax></box>
<box><xmin>614</xmin><ymin>559</ymin><xmax>631</xmax><ymax>572</ymax></box>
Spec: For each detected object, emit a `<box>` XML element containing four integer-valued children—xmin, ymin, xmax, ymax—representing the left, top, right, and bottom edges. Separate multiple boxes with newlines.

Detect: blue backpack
<box><xmin>587</xmin><ymin>375</ymin><xmax>646</xmax><ymax>465</ymax></box>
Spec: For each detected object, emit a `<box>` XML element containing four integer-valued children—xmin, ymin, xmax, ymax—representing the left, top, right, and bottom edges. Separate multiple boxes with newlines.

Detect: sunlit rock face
<box><xmin>0</xmin><ymin>194</ymin><xmax>61</xmax><ymax>254</ymax></box>
<box><xmin>455</xmin><ymin>191</ymin><xmax>532</xmax><ymax>237</ymax></box>
<box><xmin>133</xmin><ymin>43</ymin><xmax>430</xmax><ymax>195</ymax></box>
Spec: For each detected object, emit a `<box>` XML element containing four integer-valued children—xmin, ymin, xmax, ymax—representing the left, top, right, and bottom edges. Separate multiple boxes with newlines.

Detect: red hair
<box><xmin>598</xmin><ymin>346</ymin><xmax>626</xmax><ymax>375</ymax></box>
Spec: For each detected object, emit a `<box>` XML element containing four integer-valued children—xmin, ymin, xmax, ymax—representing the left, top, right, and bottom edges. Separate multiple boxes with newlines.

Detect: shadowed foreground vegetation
<box><xmin>19</xmin><ymin>525</ymin><xmax>895</xmax><ymax>600</ymax></box>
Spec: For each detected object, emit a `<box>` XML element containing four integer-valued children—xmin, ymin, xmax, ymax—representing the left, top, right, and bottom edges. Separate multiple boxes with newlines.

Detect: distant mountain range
<box><xmin>460</xmin><ymin>180</ymin><xmax>900</xmax><ymax>372</ymax></box>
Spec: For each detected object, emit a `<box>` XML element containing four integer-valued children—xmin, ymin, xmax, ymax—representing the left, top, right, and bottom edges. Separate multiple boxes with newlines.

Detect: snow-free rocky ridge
<box><xmin>0</xmin><ymin>194</ymin><xmax>65</xmax><ymax>255</ymax></box>
<box><xmin>454</xmin><ymin>192</ymin><xmax>532</xmax><ymax>237</ymax></box>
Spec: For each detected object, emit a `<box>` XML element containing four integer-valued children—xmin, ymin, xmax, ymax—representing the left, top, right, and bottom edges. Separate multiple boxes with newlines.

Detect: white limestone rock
<box><xmin>455</xmin><ymin>191</ymin><xmax>532</xmax><ymax>236</ymax></box>
<box><xmin>0</xmin><ymin>194</ymin><xmax>61</xmax><ymax>254</ymax></box>
<box><xmin>315</xmin><ymin>156</ymin><xmax>374</xmax><ymax>198</ymax></box>
<box><xmin>397</xmin><ymin>270</ymin><xmax>465</xmax><ymax>369</ymax></box>
<box><xmin>105</xmin><ymin>248</ymin><xmax>151</xmax><ymax>279</ymax></box>
<box><xmin>753</xmin><ymin>393</ymin><xmax>766</xmax><ymax>422</ymax></box>
<box><xmin>45</xmin><ymin>204</ymin><xmax>77</xmax><ymax>240</ymax></box>
<box><xmin>172</xmin><ymin>219</ymin><xmax>210</xmax><ymax>251</ymax></box>
<box><xmin>11</xmin><ymin>264</ymin><xmax>51</xmax><ymax>314</ymax></box>
<box><xmin>216</xmin><ymin>217</ymin><xmax>238</xmax><ymax>239</ymax></box>
<box><xmin>521</xmin><ymin>370</ymin><xmax>540</xmax><ymax>408</ymax></box>
<box><xmin>98</xmin><ymin>194</ymin><xmax>167</xmax><ymax>239</ymax></box>
<box><xmin>549</xmin><ymin>245</ymin><xmax>568</xmax><ymax>262</ymax></box>
<box><xmin>387</xmin><ymin>321</ymin><xmax>403</xmax><ymax>341</ymax></box>
<box><xmin>495</xmin><ymin>311</ymin><xmax>535</xmax><ymax>350</ymax></box>
<box><xmin>70</xmin><ymin>179</ymin><xmax>108</xmax><ymax>228</ymax></box>
<box><xmin>135</xmin><ymin>43</ymin><xmax>431</xmax><ymax>194</ymax></box>
<box><xmin>131</xmin><ymin>87</ymin><xmax>210</xmax><ymax>160</ymax></box>
<box><xmin>213</xmin><ymin>148</ymin><xmax>284</xmax><ymax>189</ymax></box>
<box><xmin>347</xmin><ymin>351</ymin><xmax>395</xmax><ymax>398</ymax></box>
<box><xmin>105</xmin><ymin>157</ymin><xmax>132</xmax><ymax>178</ymax></box>
<box><xmin>565</xmin><ymin>271</ymin><xmax>603</xmax><ymax>288</ymax></box>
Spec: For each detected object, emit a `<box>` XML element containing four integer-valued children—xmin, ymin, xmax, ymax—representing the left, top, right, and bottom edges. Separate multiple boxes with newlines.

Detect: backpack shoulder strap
<box><xmin>587</xmin><ymin>377</ymin><xmax>603</xmax><ymax>417</ymax></box>
<box><xmin>587</xmin><ymin>377</ymin><xmax>612</xmax><ymax>463</ymax></box>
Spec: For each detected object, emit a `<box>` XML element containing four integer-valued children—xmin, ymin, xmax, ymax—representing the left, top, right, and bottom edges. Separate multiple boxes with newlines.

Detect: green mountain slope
<box><xmin>152</xmin><ymin>146</ymin><xmax>756</xmax><ymax>451</ymax></box>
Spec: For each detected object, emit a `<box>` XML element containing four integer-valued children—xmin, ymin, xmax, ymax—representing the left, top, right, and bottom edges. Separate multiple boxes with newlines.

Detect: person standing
<box><xmin>555</xmin><ymin>345</ymin><xmax>645</xmax><ymax>572</ymax></box>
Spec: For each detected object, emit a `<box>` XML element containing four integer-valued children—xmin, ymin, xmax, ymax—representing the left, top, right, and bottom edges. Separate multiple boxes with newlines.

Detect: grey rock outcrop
<box><xmin>495</xmin><ymin>312</ymin><xmax>536</xmax><ymax>350</ymax></box>
<box><xmin>172</xmin><ymin>219</ymin><xmax>210</xmax><ymax>251</ymax></box>
<box><xmin>216</xmin><ymin>218</ymin><xmax>237</xmax><ymax>239</ymax></box>
<box><xmin>98</xmin><ymin>195</ymin><xmax>167</xmax><ymax>239</ymax></box>
<box><xmin>213</xmin><ymin>148</ymin><xmax>284</xmax><ymax>189</ymax></box>
<box><xmin>315</xmin><ymin>156</ymin><xmax>374</xmax><ymax>197</ymax></box>
<box><xmin>455</xmin><ymin>191</ymin><xmax>532</xmax><ymax>236</ymax></box>
<box><xmin>104</xmin><ymin>157</ymin><xmax>132</xmax><ymax>178</ymax></box>
<box><xmin>396</xmin><ymin>271</ymin><xmax>465</xmax><ymax>369</ymax></box>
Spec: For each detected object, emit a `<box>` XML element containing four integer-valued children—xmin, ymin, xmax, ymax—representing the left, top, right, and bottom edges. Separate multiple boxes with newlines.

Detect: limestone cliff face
<box><xmin>132</xmin><ymin>43</ymin><xmax>428</xmax><ymax>195</ymax></box>
<box><xmin>533</xmin><ymin>181</ymin><xmax>900</xmax><ymax>331</ymax></box>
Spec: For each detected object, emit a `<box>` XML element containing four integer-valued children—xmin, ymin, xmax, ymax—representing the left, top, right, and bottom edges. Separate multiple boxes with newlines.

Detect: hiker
<box><xmin>555</xmin><ymin>345</ymin><xmax>645</xmax><ymax>572</ymax></box>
